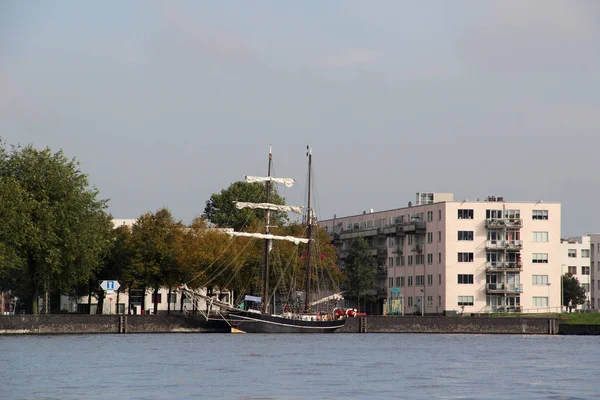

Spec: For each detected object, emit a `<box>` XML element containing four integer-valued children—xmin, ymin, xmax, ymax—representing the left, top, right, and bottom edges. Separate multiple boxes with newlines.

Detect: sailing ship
<box><xmin>214</xmin><ymin>146</ymin><xmax>346</xmax><ymax>333</ymax></box>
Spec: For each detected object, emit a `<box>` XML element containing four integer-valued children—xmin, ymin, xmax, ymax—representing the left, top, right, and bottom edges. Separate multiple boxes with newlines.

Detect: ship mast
<box><xmin>262</xmin><ymin>146</ymin><xmax>272</xmax><ymax>314</ymax></box>
<box><xmin>304</xmin><ymin>145</ymin><xmax>313</xmax><ymax>313</ymax></box>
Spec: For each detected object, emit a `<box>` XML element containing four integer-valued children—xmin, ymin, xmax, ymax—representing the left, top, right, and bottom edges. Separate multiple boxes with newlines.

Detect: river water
<box><xmin>1</xmin><ymin>333</ymin><xmax>597</xmax><ymax>400</ymax></box>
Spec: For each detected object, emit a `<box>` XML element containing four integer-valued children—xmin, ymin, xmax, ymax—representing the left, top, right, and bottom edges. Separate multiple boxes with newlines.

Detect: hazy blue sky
<box><xmin>1</xmin><ymin>1</ymin><xmax>599</xmax><ymax>235</ymax></box>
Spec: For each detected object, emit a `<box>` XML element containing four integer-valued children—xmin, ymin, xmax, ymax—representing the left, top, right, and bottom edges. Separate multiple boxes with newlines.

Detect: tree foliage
<box><xmin>0</xmin><ymin>143</ymin><xmax>114</xmax><ymax>314</ymax></box>
<box><xmin>127</xmin><ymin>208</ymin><xmax>185</xmax><ymax>314</ymax></box>
<box><xmin>562</xmin><ymin>272</ymin><xmax>587</xmax><ymax>307</ymax></box>
<box><xmin>203</xmin><ymin>181</ymin><xmax>287</xmax><ymax>231</ymax></box>
<box><xmin>340</xmin><ymin>238</ymin><xmax>376</xmax><ymax>307</ymax></box>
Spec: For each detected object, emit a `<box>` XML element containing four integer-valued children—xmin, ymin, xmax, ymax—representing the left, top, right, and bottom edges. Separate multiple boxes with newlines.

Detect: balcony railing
<box><xmin>485</xmin><ymin>240</ymin><xmax>523</xmax><ymax>250</ymax></box>
<box><xmin>402</xmin><ymin>220</ymin><xmax>426</xmax><ymax>234</ymax></box>
<box><xmin>485</xmin><ymin>218</ymin><xmax>523</xmax><ymax>229</ymax></box>
<box><xmin>339</xmin><ymin>227</ymin><xmax>379</xmax><ymax>240</ymax></box>
<box><xmin>485</xmin><ymin>261</ymin><xmax>523</xmax><ymax>271</ymax></box>
<box><xmin>486</xmin><ymin>283</ymin><xmax>523</xmax><ymax>294</ymax></box>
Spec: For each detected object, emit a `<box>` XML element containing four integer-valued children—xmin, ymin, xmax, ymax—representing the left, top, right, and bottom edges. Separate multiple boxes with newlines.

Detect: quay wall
<box><xmin>338</xmin><ymin>316</ymin><xmax>554</xmax><ymax>334</ymax></box>
<box><xmin>0</xmin><ymin>314</ymin><xmax>230</xmax><ymax>334</ymax></box>
<box><xmin>1</xmin><ymin>315</ymin><xmax>592</xmax><ymax>335</ymax></box>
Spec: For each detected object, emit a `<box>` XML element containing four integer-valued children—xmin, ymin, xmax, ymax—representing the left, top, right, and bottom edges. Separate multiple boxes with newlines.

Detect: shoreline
<box><xmin>1</xmin><ymin>314</ymin><xmax>598</xmax><ymax>335</ymax></box>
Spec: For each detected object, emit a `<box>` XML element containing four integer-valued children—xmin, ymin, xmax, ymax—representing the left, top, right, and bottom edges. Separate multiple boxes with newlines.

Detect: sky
<box><xmin>1</xmin><ymin>1</ymin><xmax>599</xmax><ymax>236</ymax></box>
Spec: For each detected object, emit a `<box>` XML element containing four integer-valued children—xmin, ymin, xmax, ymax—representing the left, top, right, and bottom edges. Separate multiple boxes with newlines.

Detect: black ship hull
<box><xmin>226</xmin><ymin>310</ymin><xmax>346</xmax><ymax>333</ymax></box>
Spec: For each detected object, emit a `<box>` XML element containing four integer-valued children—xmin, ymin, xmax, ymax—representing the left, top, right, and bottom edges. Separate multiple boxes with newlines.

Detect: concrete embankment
<box><xmin>0</xmin><ymin>314</ymin><xmax>230</xmax><ymax>334</ymax></box>
<box><xmin>0</xmin><ymin>314</ymin><xmax>593</xmax><ymax>335</ymax></box>
<box><xmin>338</xmin><ymin>316</ymin><xmax>559</xmax><ymax>335</ymax></box>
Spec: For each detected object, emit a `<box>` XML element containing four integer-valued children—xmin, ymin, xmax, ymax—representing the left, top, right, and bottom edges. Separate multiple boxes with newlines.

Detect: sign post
<box><xmin>100</xmin><ymin>280</ymin><xmax>121</xmax><ymax>293</ymax></box>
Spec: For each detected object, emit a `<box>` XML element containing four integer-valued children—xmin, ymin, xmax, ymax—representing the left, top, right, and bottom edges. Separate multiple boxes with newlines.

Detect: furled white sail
<box><xmin>309</xmin><ymin>293</ymin><xmax>345</xmax><ymax>307</ymax></box>
<box><xmin>234</xmin><ymin>202</ymin><xmax>303</xmax><ymax>214</ymax></box>
<box><xmin>226</xmin><ymin>231</ymin><xmax>310</xmax><ymax>245</ymax></box>
<box><xmin>245</xmin><ymin>176</ymin><xmax>296</xmax><ymax>188</ymax></box>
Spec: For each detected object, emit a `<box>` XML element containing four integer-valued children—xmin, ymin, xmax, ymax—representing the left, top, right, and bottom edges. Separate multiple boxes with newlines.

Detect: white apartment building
<box><xmin>560</xmin><ymin>236</ymin><xmax>591</xmax><ymax>309</ymax></box>
<box><xmin>590</xmin><ymin>234</ymin><xmax>600</xmax><ymax>310</ymax></box>
<box><xmin>320</xmin><ymin>192</ymin><xmax>562</xmax><ymax>315</ymax></box>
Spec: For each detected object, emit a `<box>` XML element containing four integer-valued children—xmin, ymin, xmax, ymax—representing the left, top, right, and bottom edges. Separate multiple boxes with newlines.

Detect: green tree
<box><xmin>341</xmin><ymin>238</ymin><xmax>376</xmax><ymax>311</ymax></box>
<box><xmin>128</xmin><ymin>208</ymin><xmax>185</xmax><ymax>314</ymax></box>
<box><xmin>562</xmin><ymin>272</ymin><xmax>587</xmax><ymax>309</ymax></box>
<box><xmin>0</xmin><ymin>143</ymin><xmax>113</xmax><ymax>314</ymax></box>
<box><xmin>203</xmin><ymin>181</ymin><xmax>287</xmax><ymax>231</ymax></box>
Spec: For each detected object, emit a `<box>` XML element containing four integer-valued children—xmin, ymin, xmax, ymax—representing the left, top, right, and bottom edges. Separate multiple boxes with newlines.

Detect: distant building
<box><xmin>320</xmin><ymin>192</ymin><xmax>562</xmax><ymax>315</ymax></box>
<box><xmin>560</xmin><ymin>236</ymin><xmax>591</xmax><ymax>310</ymax></box>
<box><xmin>590</xmin><ymin>234</ymin><xmax>600</xmax><ymax>310</ymax></box>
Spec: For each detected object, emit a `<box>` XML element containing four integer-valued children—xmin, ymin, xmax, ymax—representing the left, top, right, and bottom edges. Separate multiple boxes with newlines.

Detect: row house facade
<box><xmin>319</xmin><ymin>192</ymin><xmax>562</xmax><ymax>315</ymax></box>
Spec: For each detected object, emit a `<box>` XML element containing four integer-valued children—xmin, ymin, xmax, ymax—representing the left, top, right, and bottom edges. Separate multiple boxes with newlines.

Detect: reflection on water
<box><xmin>0</xmin><ymin>333</ymin><xmax>597</xmax><ymax>400</ymax></box>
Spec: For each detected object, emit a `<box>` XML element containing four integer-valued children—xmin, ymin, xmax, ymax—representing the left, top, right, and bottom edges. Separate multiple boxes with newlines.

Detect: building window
<box><xmin>427</xmin><ymin>275</ymin><xmax>433</xmax><ymax>286</ymax></box>
<box><xmin>458</xmin><ymin>231</ymin><xmax>474</xmax><ymax>241</ymax></box>
<box><xmin>458</xmin><ymin>274</ymin><xmax>474</xmax><ymax>284</ymax></box>
<box><xmin>438</xmin><ymin>231</ymin><xmax>441</xmax><ymax>242</ymax></box>
<box><xmin>400</xmin><ymin>256</ymin><xmax>405</xmax><ymax>266</ymax></box>
<box><xmin>152</xmin><ymin>293</ymin><xmax>162</xmax><ymax>304</ymax></box>
<box><xmin>582</xmin><ymin>283</ymin><xmax>590</xmax><ymax>293</ymax></box>
<box><xmin>389</xmin><ymin>277</ymin><xmax>394</xmax><ymax>287</ymax></box>
<box><xmin>388</xmin><ymin>237</ymin><xmax>395</xmax><ymax>247</ymax></box>
<box><xmin>439</xmin><ymin>274</ymin><xmax>442</xmax><ymax>285</ymax></box>
<box><xmin>568</xmin><ymin>266</ymin><xmax>577</xmax><ymax>274</ymax></box>
<box><xmin>568</xmin><ymin>249</ymin><xmax>577</xmax><ymax>258</ymax></box>
<box><xmin>581</xmin><ymin>249</ymin><xmax>590</xmax><ymax>258</ymax></box>
<box><xmin>582</xmin><ymin>266</ymin><xmax>590</xmax><ymax>275</ymax></box>
<box><xmin>458</xmin><ymin>296</ymin><xmax>474</xmax><ymax>306</ymax></box>
<box><xmin>438</xmin><ymin>296</ymin><xmax>442</xmax><ymax>306</ymax></box>
<box><xmin>438</xmin><ymin>253</ymin><xmax>442</xmax><ymax>263</ymax></box>
<box><xmin>408</xmin><ymin>297</ymin><xmax>413</xmax><ymax>306</ymax></box>
<box><xmin>427</xmin><ymin>232</ymin><xmax>433</xmax><ymax>243</ymax></box>
<box><xmin>438</xmin><ymin>210</ymin><xmax>442</xmax><ymax>221</ymax></box>
<box><xmin>532</xmin><ymin>231</ymin><xmax>548</xmax><ymax>242</ymax></box>
<box><xmin>400</xmin><ymin>276</ymin><xmax>405</xmax><ymax>287</ymax></box>
<box><xmin>458</xmin><ymin>209</ymin><xmax>474</xmax><ymax>219</ymax></box>
<box><xmin>427</xmin><ymin>253</ymin><xmax>433</xmax><ymax>265</ymax></box>
<box><xmin>532</xmin><ymin>210</ymin><xmax>549</xmax><ymax>220</ymax></box>
<box><xmin>532</xmin><ymin>253</ymin><xmax>548</xmax><ymax>263</ymax></box>
<box><xmin>415</xmin><ymin>254</ymin><xmax>424</xmax><ymax>265</ymax></box>
<box><xmin>395</xmin><ymin>277</ymin><xmax>401</xmax><ymax>286</ymax></box>
<box><xmin>408</xmin><ymin>276</ymin><xmax>413</xmax><ymax>286</ymax></box>
<box><xmin>427</xmin><ymin>296</ymin><xmax>433</xmax><ymax>307</ymax></box>
<box><xmin>408</xmin><ymin>256</ymin><xmax>413</xmax><ymax>266</ymax></box>
<box><xmin>416</xmin><ymin>275</ymin><xmax>424</xmax><ymax>286</ymax></box>
<box><xmin>408</xmin><ymin>235</ymin><xmax>413</xmax><ymax>245</ymax></box>
<box><xmin>168</xmin><ymin>293</ymin><xmax>177</xmax><ymax>304</ymax></box>
<box><xmin>532</xmin><ymin>275</ymin><xmax>548</xmax><ymax>285</ymax></box>
<box><xmin>458</xmin><ymin>252</ymin><xmax>474</xmax><ymax>262</ymax></box>
<box><xmin>505</xmin><ymin>209</ymin><xmax>520</xmax><ymax>219</ymax></box>
<box><xmin>532</xmin><ymin>297</ymin><xmax>548</xmax><ymax>307</ymax></box>
<box><xmin>395</xmin><ymin>256</ymin><xmax>401</xmax><ymax>266</ymax></box>
<box><xmin>427</xmin><ymin>211</ymin><xmax>433</xmax><ymax>222</ymax></box>
<box><xmin>388</xmin><ymin>257</ymin><xmax>394</xmax><ymax>267</ymax></box>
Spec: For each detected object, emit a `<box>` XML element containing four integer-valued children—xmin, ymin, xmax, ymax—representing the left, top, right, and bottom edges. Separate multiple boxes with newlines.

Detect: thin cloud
<box><xmin>459</xmin><ymin>1</ymin><xmax>600</xmax><ymax>73</ymax></box>
<box><xmin>309</xmin><ymin>48</ymin><xmax>382</xmax><ymax>70</ymax></box>
<box><xmin>157</xmin><ymin>2</ymin><xmax>254</xmax><ymax>64</ymax></box>
<box><xmin>0</xmin><ymin>70</ymin><xmax>53</xmax><ymax>124</ymax></box>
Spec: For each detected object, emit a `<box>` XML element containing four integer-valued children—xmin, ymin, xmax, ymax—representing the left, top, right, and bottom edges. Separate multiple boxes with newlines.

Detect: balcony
<box><xmin>376</xmin><ymin>265</ymin><xmax>388</xmax><ymax>277</ymax></box>
<box><xmin>402</xmin><ymin>220</ymin><xmax>426</xmax><ymax>234</ymax></box>
<box><xmin>486</xmin><ymin>283</ymin><xmax>523</xmax><ymax>294</ymax></box>
<box><xmin>485</xmin><ymin>240</ymin><xmax>523</xmax><ymax>251</ymax></box>
<box><xmin>332</xmin><ymin>232</ymin><xmax>342</xmax><ymax>244</ymax></box>
<box><xmin>377</xmin><ymin>247</ymin><xmax>388</xmax><ymax>260</ymax></box>
<box><xmin>485</xmin><ymin>218</ymin><xmax>523</xmax><ymax>229</ymax></box>
<box><xmin>339</xmin><ymin>227</ymin><xmax>378</xmax><ymax>240</ymax></box>
<box><xmin>378</xmin><ymin>226</ymin><xmax>397</xmax><ymax>236</ymax></box>
<box><xmin>485</xmin><ymin>261</ymin><xmax>523</xmax><ymax>271</ymax></box>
